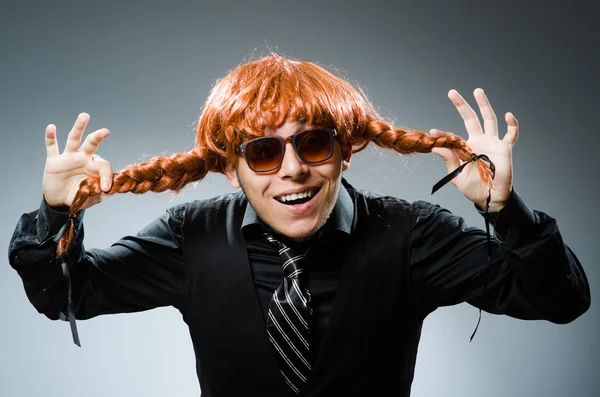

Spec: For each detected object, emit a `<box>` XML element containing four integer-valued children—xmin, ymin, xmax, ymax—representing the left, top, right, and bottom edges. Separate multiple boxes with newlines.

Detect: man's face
<box><xmin>225</xmin><ymin>120</ymin><xmax>351</xmax><ymax>240</ymax></box>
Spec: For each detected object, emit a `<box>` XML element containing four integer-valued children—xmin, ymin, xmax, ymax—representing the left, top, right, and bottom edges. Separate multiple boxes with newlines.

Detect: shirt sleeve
<box><xmin>408</xmin><ymin>189</ymin><xmax>591</xmax><ymax>324</ymax></box>
<box><xmin>8</xmin><ymin>198</ymin><xmax>186</xmax><ymax>320</ymax></box>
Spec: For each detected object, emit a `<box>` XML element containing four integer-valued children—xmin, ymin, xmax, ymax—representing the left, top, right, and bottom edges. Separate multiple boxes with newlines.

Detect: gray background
<box><xmin>1</xmin><ymin>0</ymin><xmax>598</xmax><ymax>396</ymax></box>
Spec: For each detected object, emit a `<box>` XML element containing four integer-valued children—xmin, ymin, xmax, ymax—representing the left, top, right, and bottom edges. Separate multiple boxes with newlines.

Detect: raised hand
<box><xmin>43</xmin><ymin>113</ymin><xmax>113</xmax><ymax>210</ymax></box>
<box><xmin>430</xmin><ymin>88</ymin><xmax>519</xmax><ymax>212</ymax></box>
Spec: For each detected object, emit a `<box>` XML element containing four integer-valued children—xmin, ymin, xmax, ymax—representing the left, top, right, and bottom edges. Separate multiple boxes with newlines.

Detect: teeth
<box><xmin>277</xmin><ymin>190</ymin><xmax>314</xmax><ymax>202</ymax></box>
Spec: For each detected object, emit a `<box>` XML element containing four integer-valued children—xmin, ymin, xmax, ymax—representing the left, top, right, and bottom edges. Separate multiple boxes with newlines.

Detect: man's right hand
<box><xmin>43</xmin><ymin>112</ymin><xmax>113</xmax><ymax>210</ymax></box>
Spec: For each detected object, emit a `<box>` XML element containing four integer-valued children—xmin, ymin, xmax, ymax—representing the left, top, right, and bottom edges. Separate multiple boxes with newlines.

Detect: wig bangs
<box><xmin>196</xmin><ymin>54</ymin><xmax>375</xmax><ymax>169</ymax></box>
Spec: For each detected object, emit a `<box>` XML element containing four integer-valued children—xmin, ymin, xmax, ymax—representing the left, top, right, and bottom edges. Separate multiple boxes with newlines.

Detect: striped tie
<box><xmin>264</xmin><ymin>233</ymin><xmax>313</xmax><ymax>395</ymax></box>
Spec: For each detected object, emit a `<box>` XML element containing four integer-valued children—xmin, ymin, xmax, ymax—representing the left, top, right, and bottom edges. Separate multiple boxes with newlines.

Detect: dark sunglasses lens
<box><xmin>296</xmin><ymin>129</ymin><xmax>333</xmax><ymax>162</ymax></box>
<box><xmin>245</xmin><ymin>138</ymin><xmax>282</xmax><ymax>171</ymax></box>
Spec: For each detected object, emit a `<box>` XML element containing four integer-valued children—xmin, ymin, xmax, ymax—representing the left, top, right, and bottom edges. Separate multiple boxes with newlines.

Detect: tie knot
<box><xmin>264</xmin><ymin>233</ymin><xmax>309</xmax><ymax>279</ymax></box>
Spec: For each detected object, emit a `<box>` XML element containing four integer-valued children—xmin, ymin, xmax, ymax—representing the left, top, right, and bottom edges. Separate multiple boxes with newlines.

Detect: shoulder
<box><xmin>409</xmin><ymin>199</ymin><xmax>469</xmax><ymax>240</ymax></box>
<box><xmin>165</xmin><ymin>190</ymin><xmax>247</xmax><ymax>227</ymax></box>
<box><xmin>348</xmin><ymin>184</ymin><xmax>434</xmax><ymax>218</ymax></box>
<box><xmin>346</xmin><ymin>184</ymin><xmax>455</xmax><ymax>230</ymax></box>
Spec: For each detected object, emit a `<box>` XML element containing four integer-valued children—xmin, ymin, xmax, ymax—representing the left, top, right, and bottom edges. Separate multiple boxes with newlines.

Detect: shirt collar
<box><xmin>241</xmin><ymin>178</ymin><xmax>354</xmax><ymax>236</ymax></box>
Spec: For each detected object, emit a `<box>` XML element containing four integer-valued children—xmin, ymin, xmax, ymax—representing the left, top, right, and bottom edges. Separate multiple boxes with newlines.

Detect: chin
<box><xmin>274</xmin><ymin>224</ymin><xmax>317</xmax><ymax>241</ymax></box>
<box><xmin>268</xmin><ymin>217</ymin><xmax>323</xmax><ymax>241</ymax></box>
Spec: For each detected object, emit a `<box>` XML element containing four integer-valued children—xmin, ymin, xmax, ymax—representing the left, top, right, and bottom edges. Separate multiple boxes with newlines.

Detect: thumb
<box><xmin>429</xmin><ymin>129</ymin><xmax>461</xmax><ymax>174</ymax></box>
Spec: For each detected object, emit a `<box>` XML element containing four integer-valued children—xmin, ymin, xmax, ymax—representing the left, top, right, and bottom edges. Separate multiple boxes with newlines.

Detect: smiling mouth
<box><xmin>274</xmin><ymin>187</ymin><xmax>321</xmax><ymax>205</ymax></box>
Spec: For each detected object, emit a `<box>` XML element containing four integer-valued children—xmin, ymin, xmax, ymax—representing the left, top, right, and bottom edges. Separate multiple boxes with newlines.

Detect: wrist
<box><xmin>474</xmin><ymin>188</ymin><xmax>514</xmax><ymax>213</ymax></box>
<box><xmin>43</xmin><ymin>195</ymin><xmax>71</xmax><ymax>213</ymax></box>
<box><xmin>476</xmin><ymin>201</ymin><xmax>507</xmax><ymax>213</ymax></box>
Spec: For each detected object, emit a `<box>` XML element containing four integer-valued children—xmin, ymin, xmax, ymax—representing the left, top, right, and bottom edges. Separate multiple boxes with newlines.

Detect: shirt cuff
<box><xmin>474</xmin><ymin>189</ymin><xmax>537</xmax><ymax>244</ymax></box>
<box><xmin>37</xmin><ymin>197</ymin><xmax>85</xmax><ymax>242</ymax></box>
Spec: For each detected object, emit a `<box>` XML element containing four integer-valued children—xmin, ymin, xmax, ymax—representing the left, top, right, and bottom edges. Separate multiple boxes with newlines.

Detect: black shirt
<box><xmin>8</xmin><ymin>179</ymin><xmax>591</xmax><ymax>396</ymax></box>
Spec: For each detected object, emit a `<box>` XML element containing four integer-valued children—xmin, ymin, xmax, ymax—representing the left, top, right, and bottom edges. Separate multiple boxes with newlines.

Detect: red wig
<box><xmin>57</xmin><ymin>53</ymin><xmax>491</xmax><ymax>257</ymax></box>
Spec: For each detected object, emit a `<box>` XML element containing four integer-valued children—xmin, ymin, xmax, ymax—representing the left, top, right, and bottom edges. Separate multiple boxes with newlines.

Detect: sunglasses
<box><xmin>237</xmin><ymin>128</ymin><xmax>338</xmax><ymax>173</ymax></box>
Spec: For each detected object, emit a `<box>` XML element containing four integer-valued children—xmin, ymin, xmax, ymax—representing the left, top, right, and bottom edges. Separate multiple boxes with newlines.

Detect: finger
<box><xmin>473</xmin><ymin>88</ymin><xmax>498</xmax><ymax>137</ymax></box>
<box><xmin>448</xmin><ymin>89</ymin><xmax>483</xmax><ymax>137</ymax></box>
<box><xmin>430</xmin><ymin>129</ymin><xmax>461</xmax><ymax>173</ymax></box>
<box><xmin>64</xmin><ymin>113</ymin><xmax>90</xmax><ymax>153</ymax></box>
<box><xmin>503</xmin><ymin>112</ymin><xmax>519</xmax><ymax>145</ymax></box>
<box><xmin>79</xmin><ymin>128</ymin><xmax>110</xmax><ymax>155</ymax></box>
<box><xmin>92</xmin><ymin>154</ymin><xmax>114</xmax><ymax>192</ymax></box>
<box><xmin>45</xmin><ymin>124</ymin><xmax>60</xmax><ymax>158</ymax></box>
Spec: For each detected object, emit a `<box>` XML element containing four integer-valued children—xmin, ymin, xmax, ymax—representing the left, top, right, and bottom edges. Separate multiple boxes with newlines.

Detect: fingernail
<box><xmin>101</xmin><ymin>182</ymin><xmax>110</xmax><ymax>191</ymax></box>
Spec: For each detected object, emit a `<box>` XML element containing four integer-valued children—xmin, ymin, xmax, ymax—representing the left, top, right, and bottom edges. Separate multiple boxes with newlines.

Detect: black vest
<box><xmin>180</xmin><ymin>185</ymin><xmax>424</xmax><ymax>396</ymax></box>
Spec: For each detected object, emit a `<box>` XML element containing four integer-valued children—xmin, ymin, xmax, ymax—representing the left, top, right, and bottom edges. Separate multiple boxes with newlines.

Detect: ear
<box><xmin>341</xmin><ymin>142</ymin><xmax>352</xmax><ymax>171</ymax></box>
<box><xmin>224</xmin><ymin>158</ymin><xmax>241</xmax><ymax>188</ymax></box>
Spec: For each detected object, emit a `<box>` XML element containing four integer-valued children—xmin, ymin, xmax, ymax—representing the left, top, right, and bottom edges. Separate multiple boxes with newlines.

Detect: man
<box><xmin>9</xmin><ymin>54</ymin><xmax>590</xmax><ymax>396</ymax></box>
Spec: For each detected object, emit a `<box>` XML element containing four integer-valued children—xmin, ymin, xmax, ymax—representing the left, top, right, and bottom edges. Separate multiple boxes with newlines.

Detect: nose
<box><xmin>278</xmin><ymin>142</ymin><xmax>309</xmax><ymax>179</ymax></box>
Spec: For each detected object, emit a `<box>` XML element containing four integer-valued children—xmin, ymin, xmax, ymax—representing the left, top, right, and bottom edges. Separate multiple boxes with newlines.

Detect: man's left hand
<box><xmin>430</xmin><ymin>88</ymin><xmax>519</xmax><ymax>212</ymax></box>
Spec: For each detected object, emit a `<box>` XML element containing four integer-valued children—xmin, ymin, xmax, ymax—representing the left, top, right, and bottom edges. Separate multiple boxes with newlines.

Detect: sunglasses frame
<box><xmin>237</xmin><ymin>128</ymin><xmax>338</xmax><ymax>173</ymax></box>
